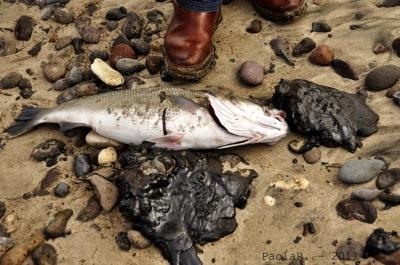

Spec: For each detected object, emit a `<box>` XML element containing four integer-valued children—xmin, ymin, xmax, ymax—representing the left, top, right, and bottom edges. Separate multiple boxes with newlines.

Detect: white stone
<box><xmin>90</xmin><ymin>58</ymin><xmax>124</xmax><ymax>86</ymax></box>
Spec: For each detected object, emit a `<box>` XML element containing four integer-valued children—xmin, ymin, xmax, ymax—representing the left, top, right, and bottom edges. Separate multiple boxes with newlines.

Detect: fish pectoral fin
<box><xmin>167</xmin><ymin>95</ymin><xmax>201</xmax><ymax>113</ymax></box>
<box><xmin>59</xmin><ymin>122</ymin><xmax>87</xmax><ymax>132</ymax></box>
<box><xmin>151</xmin><ymin>133</ymin><xmax>184</xmax><ymax>150</ymax></box>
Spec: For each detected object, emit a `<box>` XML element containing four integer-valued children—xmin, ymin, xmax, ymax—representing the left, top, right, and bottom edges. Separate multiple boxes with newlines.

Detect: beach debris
<box><xmin>365</xmin><ymin>65</ymin><xmax>400</xmax><ymax>91</ymax></box>
<box><xmin>89</xmin><ymin>50</ymin><xmax>109</xmax><ymax>62</ymax></box>
<box><xmin>338</xmin><ymin>159</ymin><xmax>386</xmax><ymax>184</ymax></box>
<box><xmin>331</xmin><ymin>59</ymin><xmax>358</xmax><ymax>80</ymax></box>
<box><xmin>53</xmin><ymin>8</ymin><xmax>75</xmax><ymax>24</ymax></box>
<box><xmin>160</xmin><ymin>68</ymin><xmax>173</xmax><ymax>82</ymax></box>
<box><xmin>311</xmin><ymin>21</ymin><xmax>331</xmax><ymax>32</ymax></box>
<box><xmin>145</xmin><ymin>55</ymin><xmax>164</xmax><ymax>75</ymax></box>
<box><xmin>239</xmin><ymin>60</ymin><xmax>264</xmax><ymax>86</ymax></box>
<box><xmin>89</xmin><ymin>175</ymin><xmax>118</xmax><ymax>211</ymax></box>
<box><xmin>56</xmin><ymin>82</ymin><xmax>99</xmax><ymax>104</ymax></box>
<box><xmin>91</xmin><ymin>58</ymin><xmax>124</xmax><ymax>86</ymax></box>
<box><xmin>376</xmin><ymin>168</ymin><xmax>400</xmax><ymax>190</ymax></box>
<box><xmin>270</xmin><ymin>37</ymin><xmax>295</xmax><ymax>66</ymax></box>
<box><xmin>376</xmin><ymin>0</ymin><xmax>400</xmax><ymax>7</ymax></box>
<box><xmin>31</xmin><ymin>243</ymin><xmax>57</xmax><ymax>265</ymax></box>
<box><xmin>76</xmin><ymin>196</ymin><xmax>102</xmax><ymax>222</ymax></box>
<box><xmin>127</xmin><ymin>230</ymin><xmax>151</xmax><ymax>249</ymax></box>
<box><xmin>32</xmin><ymin>139</ymin><xmax>65</xmax><ymax>162</ymax></box>
<box><xmin>43</xmin><ymin>61</ymin><xmax>66</xmax><ymax>82</ymax></box>
<box><xmin>350</xmin><ymin>188</ymin><xmax>382</xmax><ymax>201</ymax></box>
<box><xmin>292</xmin><ymin>37</ymin><xmax>316</xmax><ymax>57</ymax></box>
<box><xmin>1</xmin><ymin>72</ymin><xmax>22</xmax><ymax>89</ymax></box>
<box><xmin>246</xmin><ymin>19</ymin><xmax>262</xmax><ymax>34</ymax></box>
<box><xmin>270</xmin><ymin>177</ymin><xmax>309</xmax><ymax>190</ymax></box>
<box><xmin>115</xmin><ymin>232</ymin><xmax>131</xmax><ymax>251</ymax></box>
<box><xmin>53</xmin><ymin>182</ymin><xmax>70</xmax><ymax>198</ymax></box>
<box><xmin>116</xmin><ymin>58</ymin><xmax>145</xmax><ymax>75</ymax></box>
<box><xmin>309</xmin><ymin>45</ymin><xmax>334</xmax><ymax>66</ymax></box>
<box><xmin>98</xmin><ymin>147</ymin><xmax>118</xmax><ymax>166</ymax></box>
<box><xmin>110</xmin><ymin>44</ymin><xmax>135</xmax><ymax>67</ymax></box>
<box><xmin>335</xmin><ymin>238</ymin><xmax>364</xmax><ymax>260</ymax></box>
<box><xmin>45</xmin><ymin>209</ymin><xmax>73</xmax><ymax>238</ymax></box>
<box><xmin>336</xmin><ymin>199</ymin><xmax>377</xmax><ymax>223</ymax></box>
<box><xmin>273</xmin><ymin>79</ymin><xmax>379</xmax><ymax>152</ymax></box>
<box><xmin>122</xmin><ymin>12</ymin><xmax>143</xmax><ymax>39</ymax></box>
<box><xmin>73</xmin><ymin>154</ymin><xmax>92</xmax><ymax>178</ymax></box>
<box><xmin>263</xmin><ymin>195</ymin><xmax>276</xmax><ymax>206</ymax></box>
<box><xmin>364</xmin><ymin>228</ymin><xmax>400</xmax><ymax>264</ymax></box>
<box><xmin>303</xmin><ymin>148</ymin><xmax>321</xmax><ymax>164</ymax></box>
<box><xmin>118</xmin><ymin>145</ymin><xmax>255</xmax><ymax>264</ymax></box>
<box><xmin>130</xmin><ymin>39</ymin><xmax>150</xmax><ymax>55</ymax></box>
<box><xmin>15</xmin><ymin>16</ymin><xmax>34</xmax><ymax>41</ymax></box>
<box><xmin>106</xmin><ymin>7</ymin><xmax>127</xmax><ymax>21</ymax></box>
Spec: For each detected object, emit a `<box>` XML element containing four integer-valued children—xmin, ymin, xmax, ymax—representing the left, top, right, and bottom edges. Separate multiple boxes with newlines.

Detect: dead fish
<box><xmin>6</xmin><ymin>86</ymin><xmax>288</xmax><ymax>150</ymax></box>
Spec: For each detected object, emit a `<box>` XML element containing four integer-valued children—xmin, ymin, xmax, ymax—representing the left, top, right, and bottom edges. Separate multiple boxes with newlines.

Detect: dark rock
<box><xmin>336</xmin><ymin>238</ymin><xmax>364</xmax><ymax>260</ymax></box>
<box><xmin>45</xmin><ymin>209</ymin><xmax>73</xmax><ymax>238</ymax></box>
<box><xmin>146</xmin><ymin>55</ymin><xmax>164</xmax><ymax>75</ymax></box>
<box><xmin>115</xmin><ymin>232</ymin><xmax>131</xmax><ymax>251</ymax></box>
<box><xmin>41</xmin><ymin>5</ymin><xmax>56</xmax><ymax>21</ymax></box>
<box><xmin>18</xmin><ymin>78</ymin><xmax>31</xmax><ymax>90</ymax></box>
<box><xmin>116</xmin><ymin>58</ymin><xmax>145</xmax><ymax>75</ymax></box>
<box><xmin>118</xmin><ymin>145</ymin><xmax>255</xmax><ymax>264</ymax></box>
<box><xmin>31</xmin><ymin>243</ymin><xmax>58</xmax><ymax>265</ymax></box>
<box><xmin>378</xmin><ymin>182</ymin><xmax>400</xmax><ymax>205</ymax></box>
<box><xmin>336</xmin><ymin>199</ymin><xmax>377</xmax><ymax>223</ymax></box>
<box><xmin>81</xmin><ymin>26</ymin><xmax>100</xmax><ymax>44</ymax></box>
<box><xmin>392</xmin><ymin>38</ymin><xmax>400</xmax><ymax>57</ymax></box>
<box><xmin>365</xmin><ymin>65</ymin><xmax>400</xmax><ymax>91</ymax></box>
<box><xmin>106</xmin><ymin>7</ymin><xmax>127</xmax><ymax>21</ymax></box>
<box><xmin>86</xmin><ymin>3</ymin><xmax>98</xmax><ymax>16</ymax></box>
<box><xmin>309</xmin><ymin>45</ymin><xmax>334</xmax><ymax>66</ymax></box>
<box><xmin>75</xmin><ymin>16</ymin><xmax>91</xmax><ymax>32</ymax></box>
<box><xmin>364</xmin><ymin>228</ymin><xmax>400</xmax><ymax>258</ymax></box>
<box><xmin>73</xmin><ymin>154</ymin><xmax>92</xmax><ymax>178</ymax></box>
<box><xmin>90</xmin><ymin>50</ymin><xmax>109</xmax><ymax>62</ymax></box>
<box><xmin>246</xmin><ymin>19</ymin><xmax>262</xmax><ymax>34</ymax></box>
<box><xmin>377</xmin><ymin>0</ymin><xmax>400</xmax><ymax>7</ymax></box>
<box><xmin>71</xmin><ymin>38</ymin><xmax>84</xmax><ymax>54</ymax></box>
<box><xmin>0</xmin><ymin>223</ymin><xmax>9</xmax><ymax>237</ymax></box>
<box><xmin>65</xmin><ymin>66</ymin><xmax>83</xmax><ymax>86</ymax></box>
<box><xmin>338</xmin><ymin>159</ymin><xmax>386</xmax><ymax>184</ymax></box>
<box><xmin>331</xmin><ymin>59</ymin><xmax>358</xmax><ymax>80</ymax></box>
<box><xmin>0</xmin><ymin>201</ymin><xmax>5</xmax><ymax>219</ymax></box>
<box><xmin>20</xmin><ymin>88</ymin><xmax>34</xmax><ymax>99</ymax></box>
<box><xmin>292</xmin><ymin>37</ymin><xmax>316</xmax><ymax>57</ymax></box>
<box><xmin>39</xmin><ymin>168</ymin><xmax>61</xmax><ymax>192</ymax></box>
<box><xmin>54</xmin><ymin>78</ymin><xmax>69</xmax><ymax>91</ymax></box>
<box><xmin>270</xmin><ymin>37</ymin><xmax>295</xmax><ymax>66</ymax></box>
<box><xmin>350</xmin><ymin>188</ymin><xmax>382</xmax><ymax>201</ymax></box>
<box><xmin>1</xmin><ymin>72</ymin><xmax>22</xmax><ymax>89</ymax></box>
<box><xmin>238</xmin><ymin>60</ymin><xmax>264</xmax><ymax>86</ymax></box>
<box><xmin>57</xmin><ymin>83</ymin><xmax>99</xmax><ymax>104</ymax></box>
<box><xmin>53</xmin><ymin>182</ymin><xmax>70</xmax><ymax>198</ymax></box>
<box><xmin>28</xmin><ymin>42</ymin><xmax>42</xmax><ymax>56</ymax></box>
<box><xmin>112</xmin><ymin>34</ymin><xmax>131</xmax><ymax>48</ymax></box>
<box><xmin>311</xmin><ymin>21</ymin><xmax>331</xmax><ymax>32</ymax></box>
<box><xmin>77</xmin><ymin>196</ymin><xmax>102</xmax><ymax>222</ymax></box>
<box><xmin>110</xmin><ymin>44</ymin><xmax>135</xmax><ymax>67</ymax></box>
<box><xmin>106</xmin><ymin>21</ymin><xmax>118</xmax><ymax>31</ymax></box>
<box><xmin>272</xmin><ymin>79</ymin><xmax>379</xmax><ymax>152</ymax></box>
<box><xmin>32</xmin><ymin>139</ymin><xmax>65</xmax><ymax>161</ymax></box>
<box><xmin>130</xmin><ymin>39</ymin><xmax>150</xmax><ymax>55</ymax></box>
<box><xmin>15</xmin><ymin>16</ymin><xmax>34</xmax><ymax>41</ymax></box>
<box><xmin>55</xmin><ymin>36</ymin><xmax>72</xmax><ymax>50</ymax></box>
<box><xmin>160</xmin><ymin>67</ymin><xmax>173</xmax><ymax>82</ymax></box>
<box><xmin>122</xmin><ymin>12</ymin><xmax>143</xmax><ymax>39</ymax></box>
<box><xmin>376</xmin><ymin>168</ymin><xmax>400</xmax><ymax>189</ymax></box>
<box><xmin>53</xmin><ymin>8</ymin><xmax>75</xmax><ymax>24</ymax></box>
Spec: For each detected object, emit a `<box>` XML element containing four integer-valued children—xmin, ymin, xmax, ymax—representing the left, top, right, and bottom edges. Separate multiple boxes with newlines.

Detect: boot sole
<box><xmin>252</xmin><ymin>0</ymin><xmax>307</xmax><ymax>23</ymax></box>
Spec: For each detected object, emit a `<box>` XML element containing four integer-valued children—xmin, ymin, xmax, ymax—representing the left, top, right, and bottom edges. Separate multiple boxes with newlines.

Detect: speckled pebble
<box><xmin>45</xmin><ymin>209</ymin><xmax>73</xmax><ymax>238</ymax></box>
<box><xmin>43</xmin><ymin>61</ymin><xmax>66</xmax><ymax>82</ymax></box>
<box><xmin>53</xmin><ymin>8</ymin><xmax>75</xmax><ymax>24</ymax></box>
<box><xmin>15</xmin><ymin>15</ymin><xmax>35</xmax><ymax>41</ymax></box>
<box><xmin>1</xmin><ymin>72</ymin><xmax>22</xmax><ymax>89</ymax></box>
<box><xmin>130</xmin><ymin>39</ymin><xmax>150</xmax><ymax>55</ymax></box>
<box><xmin>106</xmin><ymin>21</ymin><xmax>118</xmax><ymax>31</ymax></box>
<box><xmin>116</xmin><ymin>58</ymin><xmax>145</xmax><ymax>75</ymax></box>
<box><xmin>73</xmin><ymin>154</ymin><xmax>92</xmax><ymax>178</ymax></box>
<box><xmin>239</xmin><ymin>60</ymin><xmax>264</xmax><ymax>86</ymax></box>
<box><xmin>146</xmin><ymin>55</ymin><xmax>164</xmax><ymax>75</ymax></box>
<box><xmin>65</xmin><ymin>66</ymin><xmax>83</xmax><ymax>86</ymax></box>
<box><xmin>53</xmin><ymin>78</ymin><xmax>69</xmax><ymax>91</ymax></box>
<box><xmin>106</xmin><ymin>7</ymin><xmax>127</xmax><ymax>21</ymax></box>
<box><xmin>53</xmin><ymin>182</ymin><xmax>70</xmax><ymax>198</ymax></box>
<box><xmin>246</xmin><ymin>19</ymin><xmax>262</xmax><ymax>34</ymax></box>
<box><xmin>89</xmin><ymin>50</ymin><xmax>109</xmax><ymax>62</ymax></box>
<box><xmin>31</xmin><ymin>243</ymin><xmax>58</xmax><ymax>265</ymax></box>
<box><xmin>55</xmin><ymin>36</ymin><xmax>72</xmax><ymax>50</ymax></box>
<box><xmin>115</xmin><ymin>232</ymin><xmax>131</xmax><ymax>251</ymax></box>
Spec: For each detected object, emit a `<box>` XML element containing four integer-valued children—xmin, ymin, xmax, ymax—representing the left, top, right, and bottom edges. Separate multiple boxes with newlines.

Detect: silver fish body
<box><xmin>7</xmin><ymin>86</ymin><xmax>289</xmax><ymax>150</ymax></box>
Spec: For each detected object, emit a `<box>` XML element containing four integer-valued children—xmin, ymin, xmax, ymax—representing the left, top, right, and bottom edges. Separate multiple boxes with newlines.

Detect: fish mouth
<box><xmin>205</xmin><ymin>93</ymin><xmax>288</xmax><ymax>148</ymax></box>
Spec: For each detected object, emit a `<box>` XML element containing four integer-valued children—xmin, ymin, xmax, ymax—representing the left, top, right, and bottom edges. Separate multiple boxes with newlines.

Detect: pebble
<box><xmin>331</xmin><ymin>59</ymin><xmax>359</xmax><ymax>80</ymax></box>
<box><xmin>116</xmin><ymin>58</ymin><xmax>145</xmax><ymax>75</ymax></box>
<box><xmin>85</xmin><ymin>130</ymin><xmax>122</xmax><ymax>148</ymax></box>
<box><xmin>106</xmin><ymin>7</ymin><xmax>127</xmax><ymax>21</ymax></box>
<box><xmin>20</xmin><ymin>88</ymin><xmax>34</xmax><ymax>99</ymax></box>
<box><xmin>91</xmin><ymin>58</ymin><xmax>124</xmax><ymax>86</ymax></box>
<box><xmin>373</xmin><ymin>43</ymin><xmax>386</xmax><ymax>54</ymax></box>
<box><xmin>43</xmin><ymin>61</ymin><xmax>66</xmax><ymax>82</ymax></box>
<box><xmin>89</xmin><ymin>50</ymin><xmax>109</xmax><ymax>62</ymax></box>
<box><xmin>246</xmin><ymin>19</ymin><xmax>262</xmax><ymax>34</ymax></box>
<box><xmin>311</xmin><ymin>21</ymin><xmax>332</xmax><ymax>32</ymax></box>
<box><xmin>0</xmin><ymin>201</ymin><xmax>5</xmax><ymax>219</ymax></box>
<box><xmin>75</xmin><ymin>16</ymin><xmax>91</xmax><ymax>32</ymax></box>
<box><xmin>89</xmin><ymin>175</ymin><xmax>118</xmax><ymax>211</ymax></box>
<box><xmin>45</xmin><ymin>209</ymin><xmax>73</xmax><ymax>238</ymax></box>
<box><xmin>18</xmin><ymin>78</ymin><xmax>32</xmax><ymax>90</ymax></box>
<box><xmin>392</xmin><ymin>38</ymin><xmax>400</xmax><ymax>57</ymax></box>
<box><xmin>31</xmin><ymin>243</ymin><xmax>58</xmax><ymax>265</ymax></box>
<box><xmin>115</xmin><ymin>232</ymin><xmax>131</xmax><ymax>251</ymax></box>
<box><xmin>303</xmin><ymin>148</ymin><xmax>321</xmax><ymax>164</ymax></box>
<box><xmin>89</xmin><ymin>167</ymin><xmax>116</xmax><ymax>180</ymax></box>
<box><xmin>41</xmin><ymin>4</ymin><xmax>56</xmax><ymax>20</ymax></box>
<box><xmin>53</xmin><ymin>8</ymin><xmax>75</xmax><ymax>24</ymax></box>
<box><xmin>32</xmin><ymin>139</ymin><xmax>65</xmax><ymax>161</ymax></box>
<box><xmin>122</xmin><ymin>12</ymin><xmax>143</xmax><ymax>39</ymax></box>
<box><xmin>386</xmin><ymin>84</ymin><xmax>400</xmax><ymax>98</ymax></box>
<box><xmin>270</xmin><ymin>177</ymin><xmax>309</xmax><ymax>190</ymax></box>
<box><xmin>145</xmin><ymin>55</ymin><xmax>164</xmax><ymax>75</ymax></box>
<box><xmin>28</xmin><ymin>41</ymin><xmax>43</xmax><ymax>56</ymax></box>
<box><xmin>127</xmin><ymin>230</ymin><xmax>151</xmax><ymax>249</ymax></box>
<box><xmin>336</xmin><ymin>238</ymin><xmax>364</xmax><ymax>260</ymax></box>
<box><xmin>288</xmin><ymin>138</ymin><xmax>307</xmax><ymax>153</ymax></box>
<box><xmin>160</xmin><ymin>67</ymin><xmax>173</xmax><ymax>82</ymax></box>
<box><xmin>109</xmin><ymin>44</ymin><xmax>135</xmax><ymax>67</ymax></box>
<box><xmin>73</xmin><ymin>154</ymin><xmax>92</xmax><ymax>178</ymax></box>
<box><xmin>0</xmin><ymin>237</ymin><xmax>14</xmax><ymax>256</ymax></box>
<box><xmin>270</xmin><ymin>37</ymin><xmax>294</xmax><ymax>66</ymax></box>
<box><xmin>54</xmin><ymin>36</ymin><xmax>72</xmax><ymax>50</ymax></box>
<box><xmin>106</xmin><ymin>21</ymin><xmax>118</xmax><ymax>31</ymax></box>
<box><xmin>292</xmin><ymin>37</ymin><xmax>316</xmax><ymax>57</ymax></box>
<box><xmin>53</xmin><ymin>182</ymin><xmax>70</xmax><ymax>198</ymax></box>
<box><xmin>57</xmin><ymin>82</ymin><xmax>99</xmax><ymax>104</ymax></box>
<box><xmin>376</xmin><ymin>168</ymin><xmax>400</xmax><ymax>189</ymax></box>
<box><xmin>0</xmin><ymin>230</ymin><xmax>45</xmax><ymax>265</ymax></box>
<box><xmin>394</xmin><ymin>91</ymin><xmax>400</xmax><ymax>106</ymax></box>
<box><xmin>338</xmin><ymin>159</ymin><xmax>386</xmax><ymax>184</ymax></box>
<box><xmin>365</xmin><ymin>65</ymin><xmax>400</xmax><ymax>91</ymax></box>
<box><xmin>65</xmin><ymin>66</ymin><xmax>83</xmax><ymax>86</ymax></box>
<box><xmin>98</xmin><ymin>147</ymin><xmax>117</xmax><ymax>166</ymax></box>
<box><xmin>112</xmin><ymin>34</ymin><xmax>131</xmax><ymax>48</ymax></box>
<box><xmin>336</xmin><ymin>199</ymin><xmax>377</xmax><ymax>223</ymax></box>
<box><xmin>1</xmin><ymin>72</ymin><xmax>22</xmax><ymax>89</ymax></box>
<box><xmin>81</xmin><ymin>26</ymin><xmax>100</xmax><ymax>44</ymax></box>
<box><xmin>350</xmin><ymin>188</ymin><xmax>382</xmax><ymax>201</ymax></box>
<box><xmin>238</xmin><ymin>60</ymin><xmax>264</xmax><ymax>86</ymax></box>
<box><xmin>40</xmin><ymin>168</ymin><xmax>60</xmax><ymax>190</ymax></box>
<box><xmin>309</xmin><ymin>45</ymin><xmax>334</xmax><ymax>66</ymax></box>
<box><xmin>71</xmin><ymin>37</ymin><xmax>84</xmax><ymax>54</ymax></box>
<box><xmin>15</xmin><ymin>16</ymin><xmax>35</xmax><ymax>41</ymax></box>
<box><xmin>378</xmin><ymin>181</ymin><xmax>400</xmax><ymax>205</ymax></box>
<box><xmin>130</xmin><ymin>39</ymin><xmax>150</xmax><ymax>55</ymax></box>
<box><xmin>263</xmin><ymin>195</ymin><xmax>276</xmax><ymax>206</ymax></box>
<box><xmin>77</xmin><ymin>196</ymin><xmax>102</xmax><ymax>222</ymax></box>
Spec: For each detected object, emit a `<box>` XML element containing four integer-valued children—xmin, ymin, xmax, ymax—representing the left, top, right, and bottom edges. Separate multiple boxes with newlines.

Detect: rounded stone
<box><xmin>311</xmin><ymin>21</ymin><xmax>331</xmax><ymax>32</ymax></box>
<box><xmin>73</xmin><ymin>154</ymin><xmax>92</xmax><ymax>178</ymax></box>
<box><xmin>239</xmin><ymin>60</ymin><xmax>264</xmax><ymax>86</ymax></box>
<box><xmin>130</xmin><ymin>39</ymin><xmax>150</xmax><ymax>55</ymax></box>
<box><xmin>43</xmin><ymin>61</ymin><xmax>66</xmax><ymax>82</ymax></box>
<box><xmin>350</xmin><ymin>188</ymin><xmax>382</xmax><ymax>201</ymax></box>
<box><xmin>89</xmin><ymin>50</ymin><xmax>109</xmax><ymax>62</ymax></box>
<box><xmin>53</xmin><ymin>8</ymin><xmax>75</xmax><ymax>24</ymax></box>
<box><xmin>365</xmin><ymin>65</ymin><xmax>400</xmax><ymax>91</ymax></box>
<box><xmin>65</xmin><ymin>66</ymin><xmax>83</xmax><ymax>86</ymax></box>
<box><xmin>45</xmin><ymin>209</ymin><xmax>73</xmax><ymax>238</ymax></box>
<box><xmin>31</xmin><ymin>243</ymin><xmax>57</xmax><ymax>265</ymax></box>
<box><xmin>292</xmin><ymin>37</ymin><xmax>316</xmax><ymax>57</ymax></box>
<box><xmin>246</xmin><ymin>19</ymin><xmax>262</xmax><ymax>34</ymax></box>
<box><xmin>309</xmin><ymin>45</ymin><xmax>334</xmax><ymax>66</ymax></box>
<box><xmin>338</xmin><ymin>159</ymin><xmax>387</xmax><ymax>184</ymax></box>
<box><xmin>115</xmin><ymin>232</ymin><xmax>131</xmax><ymax>251</ymax></box>
<box><xmin>116</xmin><ymin>58</ymin><xmax>145</xmax><ymax>75</ymax></box>
<box><xmin>376</xmin><ymin>168</ymin><xmax>400</xmax><ymax>190</ymax></box>
<box><xmin>1</xmin><ymin>72</ymin><xmax>22</xmax><ymax>89</ymax></box>
<box><xmin>109</xmin><ymin>44</ymin><xmax>135</xmax><ymax>67</ymax></box>
<box><xmin>15</xmin><ymin>15</ymin><xmax>34</xmax><ymax>41</ymax></box>
<box><xmin>54</xmin><ymin>78</ymin><xmax>69</xmax><ymax>91</ymax></box>
<box><xmin>89</xmin><ymin>175</ymin><xmax>118</xmax><ymax>211</ymax></box>
<box><xmin>53</xmin><ymin>182</ymin><xmax>70</xmax><ymax>198</ymax></box>
<box><xmin>336</xmin><ymin>199</ymin><xmax>377</xmax><ymax>223</ymax></box>
<box><xmin>106</xmin><ymin>21</ymin><xmax>118</xmax><ymax>31</ymax></box>
<box><xmin>378</xmin><ymin>182</ymin><xmax>400</xmax><ymax>205</ymax></box>
<box><xmin>81</xmin><ymin>26</ymin><xmax>100</xmax><ymax>44</ymax></box>
<box><xmin>146</xmin><ymin>55</ymin><xmax>164</xmax><ymax>75</ymax></box>
<box><xmin>303</xmin><ymin>148</ymin><xmax>321</xmax><ymax>164</ymax></box>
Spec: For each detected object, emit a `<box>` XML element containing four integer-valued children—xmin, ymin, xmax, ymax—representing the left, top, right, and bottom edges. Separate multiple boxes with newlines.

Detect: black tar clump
<box><xmin>117</xmin><ymin>144</ymin><xmax>256</xmax><ymax>265</ymax></box>
<box><xmin>364</xmin><ymin>228</ymin><xmax>400</xmax><ymax>257</ymax></box>
<box><xmin>273</xmin><ymin>79</ymin><xmax>379</xmax><ymax>153</ymax></box>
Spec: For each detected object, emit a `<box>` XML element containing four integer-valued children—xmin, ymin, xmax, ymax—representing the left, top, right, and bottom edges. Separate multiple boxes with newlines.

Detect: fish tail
<box><xmin>5</xmin><ymin>107</ymin><xmax>47</xmax><ymax>137</ymax></box>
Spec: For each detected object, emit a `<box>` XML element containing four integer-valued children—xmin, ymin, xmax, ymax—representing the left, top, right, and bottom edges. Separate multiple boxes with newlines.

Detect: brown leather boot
<box><xmin>164</xmin><ymin>3</ymin><xmax>221</xmax><ymax>80</ymax></box>
<box><xmin>251</xmin><ymin>0</ymin><xmax>307</xmax><ymax>22</ymax></box>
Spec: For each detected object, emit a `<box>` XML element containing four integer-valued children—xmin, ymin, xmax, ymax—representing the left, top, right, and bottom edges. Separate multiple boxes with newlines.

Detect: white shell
<box><xmin>270</xmin><ymin>177</ymin><xmax>310</xmax><ymax>190</ymax></box>
<box><xmin>98</xmin><ymin>147</ymin><xmax>118</xmax><ymax>166</ymax></box>
<box><xmin>263</xmin><ymin>195</ymin><xmax>276</xmax><ymax>207</ymax></box>
<box><xmin>90</xmin><ymin>58</ymin><xmax>124</xmax><ymax>86</ymax></box>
